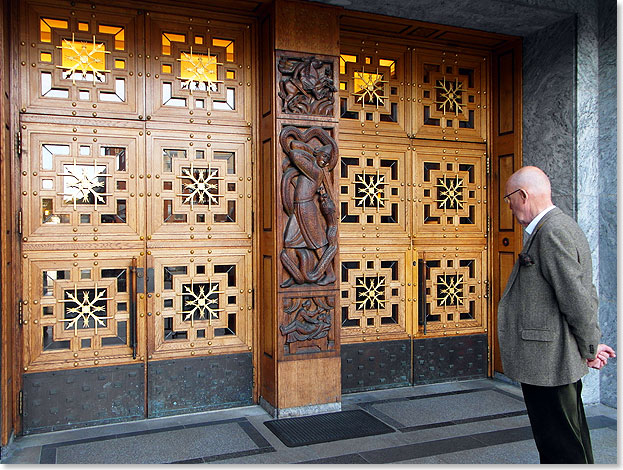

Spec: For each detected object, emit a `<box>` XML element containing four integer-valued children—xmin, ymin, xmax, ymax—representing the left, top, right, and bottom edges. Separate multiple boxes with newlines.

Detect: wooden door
<box><xmin>338</xmin><ymin>36</ymin><xmax>491</xmax><ymax>381</ymax></box>
<box><xmin>490</xmin><ymin>40</ymin><xmax>522</xmax><ymax>374</ymax></box>
<box><xmin>18</xmin><ymin>0</ymin><xmax>255</xmax><ymax>429</ymax></box>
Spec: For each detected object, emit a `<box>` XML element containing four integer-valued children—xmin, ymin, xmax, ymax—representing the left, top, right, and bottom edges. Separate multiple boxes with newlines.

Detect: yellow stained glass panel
<box><xmin>339</xmin><ymin>81</ymin><xmax>346</xmax><ymax>90</ymax></box>
<box><xmin>212</xmin><ymin>38</ymin><xmax>234</xmax><ymax>62</ymax></box>
<box><xmin>226</xmin><ymin>70</ymin><xmax>235</xmax><ymax>79</ymax></box>
<box><xmin>115</xmin><ymin>59</ymin><xmax>126</xmax><ymax>69</ymax></box>
<box><xmin>340</xmin><ymin>54</ymin><xmax>357</xmax><ymax>74</ymax></box>
<box><xmin>195</xmin><ymin>36</ymin><xmax>204</xmax><ymax>45</ymax></box>
<box><xmin>354</xmin><ymin>72</ymin><xmax>383</xmax><ymax>94</ymax></box>
<box><xmin>40</xmin><ymin>51</ymin><xmax>53</xmax><ymax>62</ymax></box>
<box><xmin>40</xmin><ymin>18</ymin><xmax>68</xmax><ymax>43</ymax></box>
<box><xmin>78</xmin><ymin>22</ymin><xmax>89</xmax><ymax>32</ymax></box>
<box><xmin>60</xmin><ymin>40</ymin><xmax>108</xmax><ymax>74</ymax></box>
<box><xmin>162</xmin><ymin>64</ymin><xmax>172</xmax><ymax>74</ymax></box>
<box><xmin>179</xmin><ymin>52</ymin><xmax>218</xmax><ymax>82</ymax></box>
<box><xmin>379</xmin><ymin>59</ymin><xmax>396</xmax><ymax>78</ymax></box>
<box><xmin>162</xmin><ymin>33</ymin><xmax>186</xmax><ymax>56</ymax></box>
<box><xmin>365</xmin><ymin>56</ymin><xmax>371</xmax><ymax>64</ymax></box>
<box><xmin>99</xmin><ymin>25</ymin><xmax>125</xmax><ymax>50</ymax></box>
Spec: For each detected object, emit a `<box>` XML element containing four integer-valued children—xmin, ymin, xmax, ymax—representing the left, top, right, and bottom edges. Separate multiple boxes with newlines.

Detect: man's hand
<box><xmin>587</xmin><ymin>344</ymin><xmax>616</xmax><ymax>369</ymax></box>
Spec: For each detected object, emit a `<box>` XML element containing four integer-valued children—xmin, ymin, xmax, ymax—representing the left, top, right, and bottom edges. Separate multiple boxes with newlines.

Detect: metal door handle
<box><xmin>129</xmin><ymin>257</ymin><xmax>138</xmax><ymax>359</ymax></box>
<box><xmin>417</xmin><ymin>258</ymin><xmax>427</xmax><ymax>335</ymax></box>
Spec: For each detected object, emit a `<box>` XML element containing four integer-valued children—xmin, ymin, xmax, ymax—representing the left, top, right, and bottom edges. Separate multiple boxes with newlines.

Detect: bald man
<box><xmin>498</xmin><ymin>166</ymin><xmax>615</xmax><ymax>464</ymax></box>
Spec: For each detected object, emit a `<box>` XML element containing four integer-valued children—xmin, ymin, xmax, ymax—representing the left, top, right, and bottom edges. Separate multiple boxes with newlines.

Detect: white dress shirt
<box><xmin>523</xmin><ymin>205</ymin><xmax>556</xmax><ymax>245</ymax></box>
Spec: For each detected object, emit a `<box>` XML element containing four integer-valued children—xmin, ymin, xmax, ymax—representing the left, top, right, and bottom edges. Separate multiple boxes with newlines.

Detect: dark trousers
<box><xmin>521</xmin><ymin>380</ymin><xmax>594</xmax><ymax>464</ymax></box>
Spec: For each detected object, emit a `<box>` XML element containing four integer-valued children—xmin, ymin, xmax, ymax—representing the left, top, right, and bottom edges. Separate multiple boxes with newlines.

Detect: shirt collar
<box><xmin>525</xmin><ymin>205</ymin><xmax>556</xmax><ymax>235</ymax></box>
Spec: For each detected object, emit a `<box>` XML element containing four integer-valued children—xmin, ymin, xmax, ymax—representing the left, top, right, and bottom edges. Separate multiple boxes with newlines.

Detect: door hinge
<box><xmin>487</xmin><ymin>346</ymin><xmax>491</xmax><ymax>363</ymax></box>
<box><xmin>486</xmin><ymin>215</ymin><xmax>490</xmax><ymax>237</ymax></box>
<box><xmin>17</xmin><ymin>209</ymin><xmax>23</xmax><ymax>236</ymax></box>
<box><xmin>15</xmin><ymin>131</ymin><xmax>22</xmax><ymax>159</ymax></box>
<box><xmin>251</xmin><ymin>211</ymin><xmax>254</xmax><ymax>233</ymax></box>
<box><xmin>251</xmin><ymin>289</ymin><xmax>255</xmax><ymax>309</ymax></box>
<box><xmin>18</xmin><ymin>390</ymin><xmax>23</xmax><ymax>416</ymax></box>
<box><xmin>484</xmin><ymin>279</ymin><xmax>490</xmax><ymax>299</ymax></box>
<box><xmin>18</xmin><ymin>300</ymin><xmax>23</xmax><ymax>326</ymax></box>
<box><xmin>486</xmin><ymin>155</ymin><xmax>490</xmax><ymax>175</ymax></box>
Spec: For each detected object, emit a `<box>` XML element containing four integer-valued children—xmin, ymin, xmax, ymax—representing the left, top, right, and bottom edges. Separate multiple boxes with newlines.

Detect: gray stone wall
<box><xmin>597</xmin><ymin>0</ymin><xmax>617</xmax><ymax>408</ymax></box>
<box><xmin>522</xmin><ymin>16</ymin><xmax>576</xmax><ymax>217</ymax></box>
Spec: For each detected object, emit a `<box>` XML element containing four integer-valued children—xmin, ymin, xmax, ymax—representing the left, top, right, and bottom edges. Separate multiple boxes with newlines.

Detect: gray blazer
<box><xmin>497</xmin><ymin>207</ymin><xmax>601</xmax><ymax>386</ymax></box>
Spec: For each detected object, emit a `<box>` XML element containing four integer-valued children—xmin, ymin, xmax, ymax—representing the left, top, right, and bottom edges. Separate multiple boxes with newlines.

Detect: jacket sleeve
<box><xmin>539</xmin><ymin>225</ymin><xmax>601</xmax><ymax>360</ymax></box>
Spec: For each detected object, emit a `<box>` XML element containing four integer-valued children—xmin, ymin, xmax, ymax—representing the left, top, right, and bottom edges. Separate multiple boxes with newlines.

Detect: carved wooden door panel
<box><xmin>145</xmin><ymin>12</ymin><xmax>252</xmax><ymax>125</ymax></box>
<box><xmin>337</xmin><ymin>39</ymin><xmax>413</xmax><ymax>346</ymax></box>
<box><xmin>143</xmin><ymin>12</ymin><xmax>254</xmax><ymax>373</ymax></box>
<box><xmin>411</xmin><ymin>143</ymin><xmax>488</xmax><ymax>336</ymax></box>
<box><xmin>338</xmin><ymin>39</ymin><xmax>490</xmax><ymax>378</ymax></box>
<box><xmin>20</xmin><ymin>1</ymin><xmax>145</xmax><ymax>119</ymax></box>
<box><xmin>19</xmin><ymin>119</ymin><xmax>147</xmax><ymax>372</ymax></box>
<box><xmin>18</xmin><ymin>0</ymin><xmax>255</xmax><ymax>423</ymax></box>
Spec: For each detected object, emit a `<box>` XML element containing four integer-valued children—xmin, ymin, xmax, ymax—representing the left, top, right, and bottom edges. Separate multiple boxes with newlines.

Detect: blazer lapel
<box><xmin>501</xmin><ymin>207</ymin><xmax>561</xmax><ymax>296</ymax></box>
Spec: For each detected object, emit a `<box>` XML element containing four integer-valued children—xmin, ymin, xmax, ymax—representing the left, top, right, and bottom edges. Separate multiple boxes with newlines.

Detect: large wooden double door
<box><xmin>336</xmin><ymin>36</ymin><xmax>491</xmax><ymax>350</ymax></box>
<box><xmin>18</xmin><ymin>0</ymin><xmax>255</xmax><ymax>423</ymax></box>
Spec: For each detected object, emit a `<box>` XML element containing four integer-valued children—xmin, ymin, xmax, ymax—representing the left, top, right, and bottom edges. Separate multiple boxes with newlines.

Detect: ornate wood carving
<box><xmin>280</xmin><ymin>296</ymin><xmax>335</xmax><ymax>355</ymax></box>
<box><xmin>279</xmin><ymin>126</ymin><xmax>338</xmax><ymax>288</ymax></box>
<box><xmin>277</xmin><ymin>56</ymin><xmax>336</xmax><ymax>116</ymax></box>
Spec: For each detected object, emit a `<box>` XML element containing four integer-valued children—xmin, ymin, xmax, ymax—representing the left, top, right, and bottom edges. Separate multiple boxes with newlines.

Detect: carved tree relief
<box><xmin>278</xmin><ymin>56</ymin><xmax>336</xmax><ymax>116</ymax></box>
<box><xmin>279</xmin><ymin>126</ymin><xmax>339</xmax><ymax>288</ymax></box>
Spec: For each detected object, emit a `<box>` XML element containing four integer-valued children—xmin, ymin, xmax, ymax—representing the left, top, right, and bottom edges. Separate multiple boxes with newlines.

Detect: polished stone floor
<box><xmin>1</xmin><ymin>378</ymin><xmax>617</xmax><ymax>464</ymax></box>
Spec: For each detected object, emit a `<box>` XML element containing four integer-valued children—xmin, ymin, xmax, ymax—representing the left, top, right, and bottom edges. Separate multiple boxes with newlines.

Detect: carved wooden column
<box><xmin>258</xmin><ymin>0</ymin><xmax>341</xmax><ymax>417</ymax></box>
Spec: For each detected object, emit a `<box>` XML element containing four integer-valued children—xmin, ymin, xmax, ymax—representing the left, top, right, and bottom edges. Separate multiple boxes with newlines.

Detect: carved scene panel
<box><xmin>412</xmin><ymin>48</ymin><xmax>488</xmax><ymax>142</ymax></box>
<box><xmin>278</xmin><ymin>125</ymin><xmax>339</xmax><ymax>290</ymax></box>
<box><xmin>276</xmin><ymin>52</ymin><xmax>338</xmax><ymax>119</ymax></box>
<box><xmin>279</xmin><ymin>292</ymin><xmax>338</xmax><ymax>358</ymax></box>
<box><xmin>21</xmin><ymin>1</ymin><xmax>144</xmax><ymax>118</ymax></box>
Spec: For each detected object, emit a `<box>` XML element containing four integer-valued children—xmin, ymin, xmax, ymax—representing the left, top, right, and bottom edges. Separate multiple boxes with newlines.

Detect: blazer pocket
<box><xmin>521</xmin><ymin>328</ymin><xmax>553</xmax><ymax>342</ymax></box>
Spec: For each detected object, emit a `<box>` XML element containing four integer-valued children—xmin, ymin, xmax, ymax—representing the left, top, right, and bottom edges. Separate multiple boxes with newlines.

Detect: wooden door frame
<box><xmin>489</xmin><ymin>38</ymin><xmax>523</xmax><ymax>377</ymax></box>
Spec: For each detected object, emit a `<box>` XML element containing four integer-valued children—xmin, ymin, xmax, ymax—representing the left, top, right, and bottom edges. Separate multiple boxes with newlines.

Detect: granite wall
<box><xmin>522</xmin><ymin>16</ymin><xmax>576</xmax><ymax>217</ymax></box>
<box><xmin>596</xmin><ymin>0</ymin><xmax>617</xmax><ymax>409</ymax></box>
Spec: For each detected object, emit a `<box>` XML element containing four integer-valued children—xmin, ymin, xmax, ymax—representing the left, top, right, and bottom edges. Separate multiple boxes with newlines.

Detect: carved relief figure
<box><xmin>278</xmin><ymin>56</ymin><xmax>336</xmax><ymax>116</ymax></box>
<box><xmin>280</xmin><ymin>297</ymin><xmax>332</xmax><ymax>344</ymax></box>
<box><xmin>280</xmin><ymin>126</ymin><xmax>338</xmax><ymax>287</ymax></box>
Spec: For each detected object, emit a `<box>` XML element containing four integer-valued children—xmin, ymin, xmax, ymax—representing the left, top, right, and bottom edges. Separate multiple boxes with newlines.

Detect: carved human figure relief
<box><xmin>277</xmin><ymin>56</ymin><xmax>336</xmax><ymax>116</ymax></box>
<box><xmin>280</xmin><ymin>297</ymin><xmax>332</xmax><ymax>343</ymax></box>
<box><xmin>279</xmin><ymin>126</ymin><xmax>338</xmax><ymax>287</ymax></box>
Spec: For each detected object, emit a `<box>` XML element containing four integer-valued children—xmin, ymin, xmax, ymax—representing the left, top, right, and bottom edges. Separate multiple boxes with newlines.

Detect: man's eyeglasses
<box><xmin>503</xmin><ymin>188</ymin><xmax>523</xmax><ymax>204</ymax></box>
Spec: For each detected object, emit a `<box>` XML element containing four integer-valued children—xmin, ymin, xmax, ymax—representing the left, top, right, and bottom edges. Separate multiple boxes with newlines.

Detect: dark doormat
<box><xmin>263</xmin><ymin>409</ymin><xmax>395</xmax><ymax>447</ymax></box>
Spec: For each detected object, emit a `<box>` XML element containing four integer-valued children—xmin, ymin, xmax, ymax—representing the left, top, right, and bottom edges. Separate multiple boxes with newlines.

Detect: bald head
<box><xmin>507</xmin><ymin>166</ymin><xmax>552</xmax><ymax>200</ymax></box>
<box><xmin>505</xmin><ymin>166</ymin><xmax>554</xmax><ymax>227</ymax></box>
